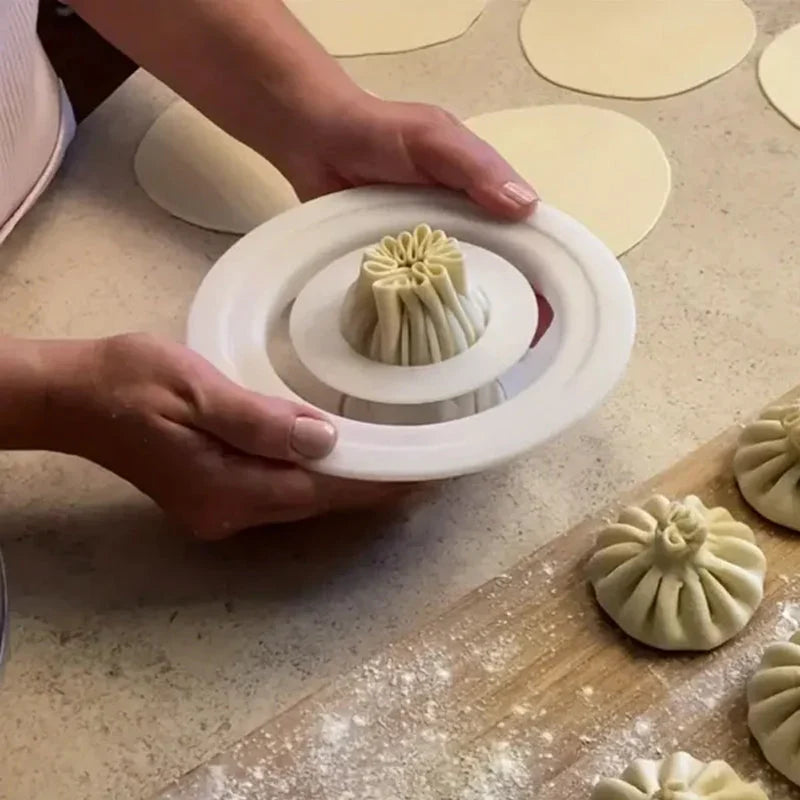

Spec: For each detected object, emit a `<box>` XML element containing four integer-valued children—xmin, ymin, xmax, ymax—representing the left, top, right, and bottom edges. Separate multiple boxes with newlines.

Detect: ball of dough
<box><xmin>587</xmin><ymin>495</ymin><xmax>766</xmax><ymax>651</ymax></box>
<box><xmin>591</xmin><ymin>751</ymin><xmax>768</xmax><ymax>799</ymax></box>
<box><xmin>340</xmin><ymin>224</ymin><xmax>489</xmax><ymax>366</ymax></box>
<box><xmin>748</xmin><ymin>630</ymin><xmax>800</xmax><ymax>787</ymax></box>
<box><xmin>734</xmin><ymin>403</ymin><xmax>800</xmax><ymax>531</ymax></box>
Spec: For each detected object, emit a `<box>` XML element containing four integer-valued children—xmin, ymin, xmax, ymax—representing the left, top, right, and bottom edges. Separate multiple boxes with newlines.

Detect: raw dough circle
<box><xmin>592</xmin><ymin>751</ymin><xmax>767</xmax><ymax>799</ymax></box>
<box><xmin>587</xmin><ymin>495</ymin><xmax>766</xmax><ymax>651</ymax></box>
<box><xmin>759</xmin><ymin>23</ymin><xmax>800</xmax><ymax>129</ymax></box>
<box><xmin>734</xmin><ymin>403</ymin><xmax>800</xmax><ymax>532</ymax></box>
<box><xmin>520</xmin><ymin>0</ymin><xmax>756</xmax><ymax>100</ymax></box>
<box><xmin>465</xmin><ymin>105</ymin><xmax>671</xmax><ymax>256</ymax></box>
<box><xmin>134</xmin><ymin>101</ymin><xmax>297</xmax><ymax>234</ymax></box>
<box><xmin>285</xmin><ymin>0</ymin><xmax>486</xmax><ymax>57</ymax></box>
<box><xmin>748</xmin><ymin>630</ymin><xmax>800</xmax><ymax>787</ymax></box>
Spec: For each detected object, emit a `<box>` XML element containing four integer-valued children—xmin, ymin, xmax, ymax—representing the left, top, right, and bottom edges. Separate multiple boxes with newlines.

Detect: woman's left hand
<box><xmin>270</xmin><ymin>95</ymin><xmax>538</xmax><ymax>220</ymax></box>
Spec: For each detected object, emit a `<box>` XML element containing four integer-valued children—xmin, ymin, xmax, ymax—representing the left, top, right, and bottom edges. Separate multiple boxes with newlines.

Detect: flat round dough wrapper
<box><xmin>286</xmin><ymin>0</ymin><xmax>486</xmax><ymax>57</ymax></box>
<box><xmin>465</xmin><ymin>105</ymin><xmax>670</xmax><ymax>255</ymax></box>
<box><xmin>135</xmin><ymin>101</ymin><xmax>297</xmax><ymax>234</ymax></box>
<box><xmin>520</xmin><ymin>0</ymin><xmax>756</xmax><ymax>99</ymax></box>
<box><xmin>759</xmin><ymin>23</ymin><xmax>800</xmax><ymax>129</ymax></box>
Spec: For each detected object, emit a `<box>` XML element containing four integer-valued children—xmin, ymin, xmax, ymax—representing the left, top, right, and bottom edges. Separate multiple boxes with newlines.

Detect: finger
<box><xmin>192</xmin><ymin>367</ymin><xmax>337</xmax><ymax>462</ymax></box>
<box><xmin>187</xmin><ymin>458</ymin><xmax>324</xmax><ymax>537</ymax></box>
<box><xmin>409</xmin><ymin>118</ymin><xmax>539</xmax><ymax>220</ymax></box>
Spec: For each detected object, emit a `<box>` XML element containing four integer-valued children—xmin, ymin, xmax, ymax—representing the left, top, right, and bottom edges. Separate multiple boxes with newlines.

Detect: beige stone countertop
<box><xmin>1</xmin><ymin>1</ymin><xmax>799</xmax><ymax>798</ymax></box>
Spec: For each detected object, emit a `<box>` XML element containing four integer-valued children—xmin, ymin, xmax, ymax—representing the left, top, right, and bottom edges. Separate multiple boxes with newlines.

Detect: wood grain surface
<box><xmin>155</xmin><ymin>388</ymin><xmax>800</xmax><ymax>800</ymax></box>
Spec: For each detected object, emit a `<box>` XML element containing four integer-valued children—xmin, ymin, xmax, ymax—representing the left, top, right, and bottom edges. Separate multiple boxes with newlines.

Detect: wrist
<box><xmin>0</xmin><ymin>338</ymin><xmax>98</xmax><ymax>454</ymax></box>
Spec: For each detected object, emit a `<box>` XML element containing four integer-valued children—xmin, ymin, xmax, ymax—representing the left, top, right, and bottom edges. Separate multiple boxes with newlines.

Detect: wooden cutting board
<box><xmin>155</xmin><ymin>388</ymin><xmax>800</xmax><ymax>800</ymax></box>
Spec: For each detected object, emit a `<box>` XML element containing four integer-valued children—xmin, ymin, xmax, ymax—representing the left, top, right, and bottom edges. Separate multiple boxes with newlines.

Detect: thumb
<box><xmin>408</xmin><ymin>115</ymin><xmax>539</xmax><ymax>220</ymax></box>
<box><xmin>194</xmin><ymin>370</ymin><xmax>337</xmax><ymax>462</ymax></box>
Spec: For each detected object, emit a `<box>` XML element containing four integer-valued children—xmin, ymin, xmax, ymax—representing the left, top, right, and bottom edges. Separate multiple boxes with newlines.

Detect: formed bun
<box><xmin>748</xmin><ymin>629</ymin><xmax>800</xmax><ymax>786</ymax></box>
<box><xmin>340</xmin><ymin>224</ymin><xmax>488</xmax><ymax>366</ymax></box>
<box><xmin>734</xmin><ymin>403</ymin><xmax>800</xmax><ymax>531</ymax></box>
<box><xmin>587</xmin><ymin>495</ymin><xmax>766</xmax><ymax>651</ymax></box>
<box><xmin>591</xmin><ymin>751</ymin><xmax>767</xmax><ymax>799</ymax></box>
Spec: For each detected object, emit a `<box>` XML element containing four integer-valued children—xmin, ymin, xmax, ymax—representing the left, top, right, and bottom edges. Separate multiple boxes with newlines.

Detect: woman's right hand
<box><xmin>47</xmin><ymin>334</ymin><xmax>410</xmax><ymax>538</ymax></box>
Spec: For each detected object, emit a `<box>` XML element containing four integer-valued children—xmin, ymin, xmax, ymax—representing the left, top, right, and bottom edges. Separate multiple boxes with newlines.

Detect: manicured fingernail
<box><xmin>291</xmin><ymin>417</ymin><xmax>337</xmax><ymax>459</ymax></box>
<box><xmin>501</xmin><ymin>181</ymin><xmax>538</xmax><ymax>206</ymax></box>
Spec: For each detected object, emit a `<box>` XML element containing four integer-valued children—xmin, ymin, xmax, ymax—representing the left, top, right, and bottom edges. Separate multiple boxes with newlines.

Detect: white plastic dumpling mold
<box><xmin>187</xmin><ymin>186</ymin><xmax>635</xmax><ymax>481</ymax></box>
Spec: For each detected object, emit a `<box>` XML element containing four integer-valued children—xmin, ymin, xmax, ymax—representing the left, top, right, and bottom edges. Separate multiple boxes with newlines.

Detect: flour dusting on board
<box><xmin>320</xmin><ymin>713</ymin><xmax>351</xmax><ymax>747</ymax></box>
<box><xmin>565</xmin><ymin>602</ymin><xmax>800</xmax><ymax>795</ymax></box>
<box><xmin>159</xmin><ymin>581</ymin><xmax>800</xmax><ymax>800</ymax></box>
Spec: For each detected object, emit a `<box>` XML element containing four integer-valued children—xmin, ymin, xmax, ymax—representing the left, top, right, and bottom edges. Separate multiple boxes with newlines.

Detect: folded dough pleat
<box><xmin>593</xmin><ymin>753</ymin><xmax>766</xmax><ymax>800</ymax></box>
<box><xmin>590</xmin><ymin>781</ymin><xmax>646</xmax><ymax>800</ymax></box>
<box><xmin>341</xmin><ymin>224</ymin><xmax>490</xmax><ymax>366</ymax></box>
<box><xmin>735</xmin><ymin>404</ymin><xmax>800</xmax><ymax>531</ymax></box>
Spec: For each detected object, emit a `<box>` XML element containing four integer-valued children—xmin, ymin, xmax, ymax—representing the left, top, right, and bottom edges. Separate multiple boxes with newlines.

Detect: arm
<box><xmin>67</xmin><ymin>0</ymin><xmax>361</xmax><ymax>165</ymax></box>
<box><xmin>68</xmin><ymin>0</ymin><xmax>537</xmax><ymax>216</ymax></box>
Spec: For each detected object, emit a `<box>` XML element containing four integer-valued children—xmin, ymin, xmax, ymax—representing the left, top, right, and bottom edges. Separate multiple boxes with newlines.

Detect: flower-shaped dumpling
<box><xmin>591</xmin><ymin>751</ymin><xmax>768</xmax><ymax>799</ymax></box>
<box><xmin>587</xmin><ymin>495</ymin><xmax>766</xmax><ymax>651</ymax></box>
<box><xmin>340</xmin><ymin>223</ymin><xmax>489</xmax><ymax>366</ymax></box>
<box><xmin>734</xmin><ymin>403</ymin><xmax>800</xmax><ymax>532</ymax></box>
<box><xmin>748</xmin><ymin>629</ymin><xmax>800</xmax><ymax>786</ymax></box>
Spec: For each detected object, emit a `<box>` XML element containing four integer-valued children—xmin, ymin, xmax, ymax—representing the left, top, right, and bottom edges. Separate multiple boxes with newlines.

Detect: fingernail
<box><xmin>501</xmin><ymin>181</ymin><xmax>538</xmax><ymax>206</ymax></box>
<box><xmin>291</xmin><ymin>417</ymin><xmax>337</xmax><ymax>459</ymax></box>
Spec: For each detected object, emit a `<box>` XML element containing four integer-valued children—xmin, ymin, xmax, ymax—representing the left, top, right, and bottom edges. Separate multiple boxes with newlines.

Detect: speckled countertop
<box><xmin>1</xmin><ymin>1</ymin><xmax>799</xmax><ymax>798</ymax></box>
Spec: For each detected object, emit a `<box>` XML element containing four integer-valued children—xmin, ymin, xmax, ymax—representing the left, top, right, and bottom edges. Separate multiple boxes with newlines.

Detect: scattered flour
<box><xmin>321</xmin><ymin>713</ymin><xmax>351</xmax><ymax>747</ymax></box>
<box><xmin>160</xmin><ymin>578</ymin><xmax>800</xmax><ymax>800</ymax></box>
<box><xmin>778</xmin><ymin>601</ymin><xmax>800</xmax><ymax>633</ymax></box>
<box><xmin>446</xmin><ymin>742</ymin><xmax>532</xmax><ymax>800</ymax></box>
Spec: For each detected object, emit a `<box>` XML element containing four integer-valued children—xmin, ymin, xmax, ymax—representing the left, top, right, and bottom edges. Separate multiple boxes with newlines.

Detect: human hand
<box><xmin>268</xmin><ymin>95</ymin><xmax>538</xmax><ymax>220</ymax></box>
<box><xmin>48</xmin><ymin>334</ymin><xmax>412</xmax><ymax>538</ymax></box>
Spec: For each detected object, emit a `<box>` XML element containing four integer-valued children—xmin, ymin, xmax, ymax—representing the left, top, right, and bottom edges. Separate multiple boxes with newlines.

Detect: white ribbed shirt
<box><xmin>0</xmin><ymin>0</ymin><xmax>74</xmax><ymax>245</ymax></box>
